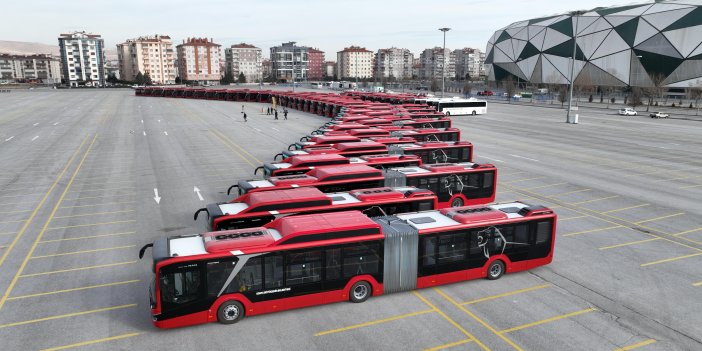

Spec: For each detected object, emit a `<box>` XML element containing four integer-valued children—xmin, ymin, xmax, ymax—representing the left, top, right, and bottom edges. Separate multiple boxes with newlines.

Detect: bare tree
<box><xmin>463</xmin><ymin>82</ymin><xmax>473</xmax><ymax>97</ymax></box>
<box><xmin>502</xmin><ymin>77</ymin><xmax>516</xmax><ymax>103</ymax></box>
<box><xmin>430</xmin><ymin>80</ymin><xmax>439</xmax><ymax>92</ymax></box>
<box><xmin>557</xmin><ymin>85</ymin><xmax>568</xmax><ymax>107</ymax></box>
<box><xmin>574</xmin><ymin>73</ymin><xmax>594</xmax><ymax>104</ymax></box>
<box><xmin>690</xmin><ymin>86</ymin><xmax>702</xmax><ymax>115</ymax></box>
<box><xmin>644</xmin><ymin>73</ymin><xmax>666</xmax><ymax>111</ymax></box>
<box><xmin>629</xmin><ymin>87</ymin><xmax>644</xmax><ymax>109</ymax></box>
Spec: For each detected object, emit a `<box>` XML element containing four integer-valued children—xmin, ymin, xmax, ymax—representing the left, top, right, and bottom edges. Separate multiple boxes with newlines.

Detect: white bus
<box><xmin>431</xmin><ymin>98</ymin><xmax>488</xmax><ymax>116</ymax></box>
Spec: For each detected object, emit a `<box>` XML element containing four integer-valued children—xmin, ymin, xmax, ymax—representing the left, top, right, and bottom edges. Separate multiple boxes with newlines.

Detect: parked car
<box><xmin>477</xmin><ymin>90</ymin><xmax>494</xmax><ymax>96</ymax></box>
<box><xmin>650</xmin><ymin>111</ymin><xmax>669</xmax><ymax>118</ymax></box>
<box><xmin>618</xmin><ymin>108</ymin><xmax>637</xmax><ymax>116</ymax></box>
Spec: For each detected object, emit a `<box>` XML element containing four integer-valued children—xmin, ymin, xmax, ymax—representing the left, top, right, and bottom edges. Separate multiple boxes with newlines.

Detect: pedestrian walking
<box><xmin>284</xmin><ymin>109</ymin><xmax>288</xmax><ymax>120</ymax></box>
<box><xmin>274</xmin><ymin>109</ymin><xmax>279</xmax><ymax>120</ymax></box>
<box><xmin>242</xmin><ymin>112</ymin><xmax>247</xmax><ymax>122</ymax></box>
<box><xmin>267</xmin><ymin>107</ymin><xmax>271</xmax><ymax>115</ymax></box>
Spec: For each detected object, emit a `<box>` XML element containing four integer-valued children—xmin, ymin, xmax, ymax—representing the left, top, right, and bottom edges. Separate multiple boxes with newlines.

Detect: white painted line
<box><xmin>33</xmin><ymin>123</ymin><xmax>39</xmax><ymax>126</ymax></box>
<box><xmin>141</xmin><ymin>120</ymin><xmax>144</xmax><ymax>124</ymax></box>
<box><xmin>194</xmin><ymin>186</ymin><xmax>204</xmax><ymax>201</ymax></box>
<box><xmin>143</xmin><ymin>131</ymin><xmax>146</xmax><ymax>136</ymax></box>
<box><xmin>4</xmin><ymin>136</ymin><xmax>13</xmax><ymax>142</ymax></box>
<box><xmin>480</xmin><ymin>156</ymin><xmax>504</xmax><ymax>163</ymax></box>
<box><xmin>509</xmin><ymin>154</ymin><xmax>540</xmax><ymax>162</ymax></box>
<box><xmin>254</xmin><ymin>128</ymin><xmax>262</xmax><ymax>132</ymax></box>
<box><xmin>153</xmin><ymin>188</ymin><xmax>161</xmax><ymax>204</ymax></box>
<box><xmin>163</xmin><ymin>131</ymin><xmax>168</xmax><ymax>136</ymax></box>
<box><xmin>53</xmin><ymin>122</ymin><xmax>59</xmax><ymax>126</ymax></box>
<box><xmin>271</xmin><ymin>127</ymin><xmax>280</xmax><ymax>131</ymax></box>
<box><xmin>158</xmin><ymin>119</ymin><xmax>161</xmax><ymax>123</ymax></box>
<box><xmin>31</xmin><ymin>136</ymin><xmax>39</xmax><ymax>141</ymax></box>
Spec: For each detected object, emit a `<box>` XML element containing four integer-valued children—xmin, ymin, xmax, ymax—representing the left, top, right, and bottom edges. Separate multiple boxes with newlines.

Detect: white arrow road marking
<box><xmin>509</xmin><ymin>154</ymin><xmax>540</xmax><ymax>162</ymax></box>
<box><xmin>164</xmin><ymin>131</ymin><xmax>168</xmax><ymax>136</ymax></box>
<box><xmin>53</xmin><ymin>122</ymin><xmax>59</xmax><ymax>126</ymax></box>
<box><xmin>153</xmin><ymin>188</ymin><xmax>161</xmax><ymax>204</ymax></box>
<box><xmin>158</xmin><ymin>119</ymin><xmax>161</xmax><ymax>123</ymax></box>
<box><xmin>194</xmin><ymin>186</ymin><xmax>204</xmax><ymax>201</ymax></box>
<box><xmin>33</xmin><ymin>123</ymin><xmax>39</xmax><ymax>126</ymax></box>
<box><xmin>4</xmin><ymin>136</ymin><xmax>13</xmax><ymax>142</ymax></box>
<box><xmin>31</xmin><ymin>136</ymin><xmax>39</xmax><ymax>141</ymax></box>
<box><xmin>143</xmin><ymin>131</ymin><xmax>146</xmax><ymax>136</ymax></box>
<box><xmin>141</xmin><ymin>120</ymin><xmax>144</xmax><ymax>124</ymax></box>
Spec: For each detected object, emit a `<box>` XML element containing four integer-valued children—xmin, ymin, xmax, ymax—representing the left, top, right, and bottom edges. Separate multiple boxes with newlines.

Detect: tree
<box><xmin>465</xmin><ymin>73</ymin><xmax>471</xmax><ymax>81</ymax></box>
<box><xmin>106</xmin><ymin>73</ymin><xmax>117</xmax><ymax>84</ymax></box>
<box><xmin>144</xmin><ymin>73</ymin><xmax>152</xmax><ymax>85</ymax></box>
<box><xmin>430</xmin><ymin>80</ymin><xmax>439</xmax><ymax>92</ymax></box>
<box><xmin>502</xmin><ymin>77</ymin><xmax>516</xmax><ymax>103</ymax></box>
<box><xmin>237</xmin><ymin>72</ymin><xmax>246</xmax><ymax>83</ymax></box>
<box><xmin>573</xmin><ymin>73</ymin><xmax>594</xmax><ymax>104</ymax></box>
<box><xmin>221</xmin><ymin>69</ymin><xmax>235</xmax><ymax>85</ymax></box>
<box><xmin>175</xmin><ymin>76</ymin><xmax>182</xmax><ymax>84</ymax></box>
<box><xmin>644</xmin><ymin>73</ymin><xmax>666</xmax><ymax>111</ymax></box>
<box><xmin>557</xmin><ymin>85</ymin><xmax>568</xmax><ymax>107</ymax></box>
<box><xmin>134</xmin><ymin>71</ymin><xmax>145</xmax><ymax>85</ymax></box>
<box><xmin>629</xmin><ymin>87</ymin><xmax>643</xmax><ymax>109</ymax></box>
<box><xmin>463</xmin><ymin>82</ymin><xmax>472</xmax><ymax>96</ymax></box>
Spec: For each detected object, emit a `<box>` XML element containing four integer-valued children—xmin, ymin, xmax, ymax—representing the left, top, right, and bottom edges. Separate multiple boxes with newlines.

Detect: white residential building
<box><xmin>337</xmin><ymin>46</ymin><xmax>373</xmax><ymax>79</ymax></box>
<box><xmin>0</xmin><ymin>54</ymin><xmax>61</xmax><ymax>84</ymax></box>
<box><xmin>177</xmin><ymin>37</ymin><xmax>222</xmax><ymax>84</ymax></box>
<box><xmin>374</xmin><ymin>48</ymin><xmax>413</xmax><ymax>80</ymax></box>
<box><xmin>58</xmin><ymin>31</ymin><xmax>105</xmax><ymax>87</ymax></box>
<box><xmin>270</xmin><ymin>42</ymin><xmax>308</xmax><ymax>82</ymax></box>
<box><xmin>419</xmin><ymin>47</ymin><xmax>455</xmax><ymax>81</ymax></box>
<box><xmin>117</xmin><ymin>34</ymin><xmax>176</xmax><ymax>84</ymax></box>
<box><xmin>225</xmin><ymin>43</ymin><xmax>262</xmax><ymax>82</ymax></box>
<box><xmin>454</xmin><ymin>48</ymin><xmax>485</xmax><ymax>80</ymax></box>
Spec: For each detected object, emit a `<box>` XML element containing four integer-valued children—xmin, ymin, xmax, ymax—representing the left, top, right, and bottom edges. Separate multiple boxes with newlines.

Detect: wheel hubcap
<box><xmin>490</xmin><ymin>264</ymin><xmax>501</xmax><ymax>277</ymax></box>
<box><xmin>354</xmin><ymin>285</ymin><xmax>368</xmax><ymax>299</ymax></box>
<box><xmin>224</xmin><ymin>305</ymin><xmax>239</xmax><ymax>320</ymax></box>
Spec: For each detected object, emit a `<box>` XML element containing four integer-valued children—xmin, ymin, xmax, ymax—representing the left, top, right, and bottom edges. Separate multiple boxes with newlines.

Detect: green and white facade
<box><xmin>485</xmin><ymin>0</ymin><xmax>702</xmax><ymax>87</ymax></box>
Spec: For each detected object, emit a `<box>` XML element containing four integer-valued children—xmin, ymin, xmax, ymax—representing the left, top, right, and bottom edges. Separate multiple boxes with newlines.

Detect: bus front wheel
<box><xmin>445</xmin><ymin>111</ymin><xmax>451</xmax><ymax>116</ymax></box>
<box><xmin>450</xmin><ymin>197</ymin><xmax>464</xmax><ymax>207</ymax></box>
<box><xmin>349</xmin><ymin>281</ymin><xmax>371</xmax><ymax>303</ymax></box>
<box><xmin>472</xmin><ymin>111</ymin><xmax>477</xmax><ymax>116</ymax></box>
<box><xmin>217</xmin><ymin>301</ymin><xmax>244</xmax><ymax>324</ymax></box>
<box><xmin>487</xmin><ymin>260</ymin><xmax>505</xmax><ymax>280</ymax></box>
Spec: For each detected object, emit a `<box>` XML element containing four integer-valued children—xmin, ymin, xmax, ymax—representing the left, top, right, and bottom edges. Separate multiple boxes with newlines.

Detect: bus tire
<box><xmin>472</xmin><ymin>111</ymin><xmax>477</xmax><ymax>116</ymax></box>
<box><xmin>487</xmin><ymin>260</ymin><xmax>505</xmax><ymax>280</ymax></box>
<box><xmin>217</xmin><ymin>300</ymin><xmax>244</xmax><ymax>324</ymax></box>
<box><xmin>450</xmin><ymin>197</ymin><xmax>464</xmax><ymax>207</ymax></box>
<box><xmin>349</xmin><ymin>281</ymin><xmax>371</xmax><ymax>303</ymax></box>
<box><xmin>445</xmin><ymin>111</ymin><xmax>451</xmax><ymax>116</ymax></box>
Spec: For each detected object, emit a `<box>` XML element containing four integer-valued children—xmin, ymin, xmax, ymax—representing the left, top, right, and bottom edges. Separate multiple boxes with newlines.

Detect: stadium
<box><xmin>485</xmin><ymin>0</ymin><xmax>702</xmax><ymax>88</ymax></box>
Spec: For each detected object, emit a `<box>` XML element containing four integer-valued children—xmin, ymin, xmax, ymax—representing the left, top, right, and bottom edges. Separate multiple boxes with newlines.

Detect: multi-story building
<box><xmin>307</xmin><ymin>48</ymin><xmax>325</xmax><ymax>80</ymax></box>
<box><xmin>324</xmin><ymin>61</ymin><xmax>336</xmax><ymax>79</ymax></box>
<box><xmin>57</xmin><ymin>31</ymin><xmax>105</xmax><ymax>87</ymax></box>
<box><xmin>270</xmin><ymin>42</ymin><xmax>309</xmax><ymax>82</ymax></box>
<box><xmin>0</xmin><ymin>54</ymin><xmax>61</xmax><ymax>84</ymax></box>
<box><xmin>412</xmin><ymin>57</ymin><xmax>421</xmax><ymax>79</ymax></box>
<box><xmin>117</xmin><ymin>34</ymin><xmax>176</xmax><ymax>85</ymax></box>
<box><xmin>454</xmin><ymin>48</ymin><xmax>485</xmax><ymax>80</ymax></box>
<box><xmin>374</xmin><ymin>47</ymin><xmax>413</xmax><ymax>80</ymax></box>
<box><xmin>224</xmin><ymin>43</ymin><xmax>262</xmax><ymax>82</ymax></box>
<box><xmin>419</xmin><ymin>47</ymin><xmax>455</xmax><ymax>81</ymax></box>
<box><xmin>337</xmin><ymin>46</ymin><xmax>373</xmax><ymax>79</ymax></box>
<box><xmin>176</xmin><ymin>37</ymin><xmax>221</xmax><ymax>84</ymax></box>
<box><xmin>262</xmin><ymin>59</ymin><xmax>272</xmax><ymax>81</ymax></box>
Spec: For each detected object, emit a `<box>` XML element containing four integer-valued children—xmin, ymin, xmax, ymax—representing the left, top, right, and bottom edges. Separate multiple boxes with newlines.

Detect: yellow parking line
<box><xmin>31</xmin><ymin>245</ymin><xmax>136</xmax><ymax>259</ymax></box>
<box><xmin>433</xmin><ymin>288</ymin><xmax>518</xmax><ymax>351</ymax></box>
<box><xmin>499</xmin><ymin>308</ymin><xmax>596</xmax><ymax>334</ymax></box>
<box><xmin>424</xmin><ymin>339</ymin><xmax>473</xmax><ymax>351</ymax></box>
<box><xmin>209</xmin><ymin>131</ymin><xmax>258</xmax><ymax>168</ymax></box>
<box><xmin>692</xmin><ymin>281</ymin><xmax>702</xmax><ymax>287</ymax></box>
<box><xmin>61</xmin><ymin>193</ymin><xmax>136</xmax><ymax>201</ymax></box>
<box><xmin>8</xmin><ymin>280</ymin><xmax>141</xmax><ymax>301</ymax></box>
<box><xmin>550</xmin><ymin>188</ymin><xmax>591</xmax><ymax>197</ymax></box>
<box><xmin>524</xmin><ymin>182</ymin><xmax>566</xmax><ymax>190</ymax></box>
<box><xmin>562</xmin><ymin>226</ymin><xmax>623</xmax><ymax>237</ymax></box>
<box><xmin>599</xmin><ymin>238</ymin><xmax>662</xmax><ymax>250</ymax></box>
<box><xmin>672</xmin><ymin>227</ymin><xmax>702</xmax><ymax>237</ymax></box>
<box><xmin>39</xmin><ymin>231</ymin><xmax>137</xmax><ymax>243</ymax></box>
<box><xmin>0</xmin><ymin>304</ymin><xmax>137</xmax><ymax>329</ymax></box>
<box><xmin>20</xmin><ymin>260</ymin><xmax>137</xmax><ymax>278</ymax></box>
<box><xmin>0</xmin><ymin>136</ymin><xmax>89</xmax><ymax>271</ymax></box>
<box><xmin>503</xmin><ymin>177</ymin><xmax>545</xmax><ymax>184</ymax></box>
<box><xmin>640</xmin><ymin>252</ymin><xmax>702</xmax><ymax>267</ymax></box>
<box><xmin>0</xmin><ymin>193</ymin><xmax>44</xmax><ymax>199</ymax></box>
<box><xmin>53</xmin><ymin>209</ymin><xmax>135</xmax><ymax>219</ymax></box>
<box><xmin>0</xmin><ymin>209</ymin><xmax>32</xmax><ymax>214</ymax></box>
<box><xmin>77</xmin><ymin>179</ymin><xmax>134</xmax><ymax>187</ymax></box>
<box><xmin>314</xmin><ymin>309</ymin><xmax>435</xmax><ymax>336</ymax></box>
<box><xmin>602</xmin><ymin>204</ymin><xmax>649</xmax><ymax>214</ymax></box>
<box><xmin>461</xmin><ymin>284</ymin><xmax>551</xmax><ymax>305</ymax></box>
<box><xmin>0</xmin><ymin>245</ymin><xmax>7</xmax><ymax>249</ymax></box>
<box><xmin>557</xmin><ymin>215</ymin><xmax>589</xmax><ymax>222</ymax></box>
<box><xmin>634</xmin><ymin>212</ymin><xmax>685</xmax><ymax>225</ymax></box>
<box><xmin>413</xmin><ymin>291</ymin><xmax>490</xmax><ymax>351</ymax></box>
<box><xmin>59</xmin><ymin>200</ymin><xmax>137</xmax><ymax>209</ymax></box>
<box><xmin>613</xmin><ymin>339</ymin><xmax>656</xmax><ymax>351</ymax></box>
<box><xmin>39</xmin><ymin>332</ymin><xmax>140</xmax><ymax>351</ymax></box>
<box><xmin>47</xmin><ymin>219</ymin><xmax>136</xmax><ymax>230</ymax></box>
<box><xmin>72</xmin><ymin>186</ymin><xmax>137</xmax><ymax>193</ymax></box>
<box><xmin>0</xmin><ymin>231</ymin><xmax>17</xmax><ymax>236</ymax></box>
<box><xmin>570</xmin><ymin>195</ymin><xmax>620</xmax><ymax>205</ymax></box>
<box><xmin>0</xmin><ymin>219</ymin><xmax>26</xmax><ymax>224</ymax></box>
<box><xmin>680</xmin><ymin>184</ymin><xmax>702</xmax><ymax>189</ymax></box>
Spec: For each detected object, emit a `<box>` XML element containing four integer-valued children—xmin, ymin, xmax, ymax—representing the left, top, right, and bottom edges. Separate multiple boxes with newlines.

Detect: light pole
<box><xmin>566</xmin><ymin>11</ymin><xmax>585</xmax><ymax>123</ymax></box>
<box><xmin>439</xmin><ymin>28</ymin><xmax>451</xmax><ymax>98</ymax></box>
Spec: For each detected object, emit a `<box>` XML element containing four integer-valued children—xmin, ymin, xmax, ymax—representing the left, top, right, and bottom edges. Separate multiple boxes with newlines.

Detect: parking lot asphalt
<box><xmin>0</xmin><ymin>89</ymin><xmax>699</xmax><ymax>351</ymax></box>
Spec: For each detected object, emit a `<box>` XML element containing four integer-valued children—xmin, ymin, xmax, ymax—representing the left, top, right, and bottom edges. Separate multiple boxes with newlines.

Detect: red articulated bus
<box><xmin>228</xmin><ymin>162</ymin><xmax>496</xmax><ymax>208</ymax></box>
<box><xmin>256</xmin><ymin>153</ymin><xmax>421</xmax><ymax>178</ymax></box>
<box><xmin>141</xmin><ymin>203</ymin><xmax>556</xmax><ymax>328</ymax></box>
<box><xmin>388</xmin><ymin>141</ymin><xmax>473</xmax><ymax>164</ymax></box>
<box><xmin>391</xmin><ymin>128</ymin><xmax>461</xmax><ymax>142</ymax></box>
<box><xmin>276</xmin><ymin>142</ymin><xmax>390</xmax><ymax>160</ymax></box>
<box><xmin>393</xmin><ymin>117</ymin><xmax>452</xmax><ymax>129</ymax></box>
<box><xmin>194</xmin><ymin>186</ymin><xmax>437</xmax><ymax>231</ymax></box>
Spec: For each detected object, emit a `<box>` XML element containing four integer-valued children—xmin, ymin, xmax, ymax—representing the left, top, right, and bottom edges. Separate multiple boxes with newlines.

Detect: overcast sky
<box><xmin>3</xmin><ymin>0</ymin><xmax>637</xmax><ymax>58</ymax></box>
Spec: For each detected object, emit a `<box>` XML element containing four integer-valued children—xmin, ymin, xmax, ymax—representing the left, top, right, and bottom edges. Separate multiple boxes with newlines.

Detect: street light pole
<box><xmin>439</xmin><ymin>28</ymin><xmax>451</xmax><ymax>98</ymax></box>
<box><xmin>566</xmin><ymin>11</ymin><xmax>584</xmax><ymax>123</ymax></box>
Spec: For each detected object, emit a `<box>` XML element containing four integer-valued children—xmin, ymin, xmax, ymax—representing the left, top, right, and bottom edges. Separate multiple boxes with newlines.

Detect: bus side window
<box><xmin>342</xmin><ymin>243</ymin><xmax>380</xmax><ymax>278</ymax></box>
<box><xmin>514</xmin><ymin>224</ymin><xmax>529</xmax><ymax>244</ymax></box>
<box><xmin>483</xmin><ymin>172</ymin><xmax>494</xmax><ymax>189</ymax></box>
<box><xmin>536</xmin><ymin>221</ymin><xmax>552</xmax><ymax>244</ymax></box>
<box><xmin>422</xmin><ymin>236</ymin><xmax>436</xmax><ymax>266</ymax></box>
<box><xmin>437</xmin><ymin>232</ymin><xmax>467</xmax><ymax>263</ymax></box>
<box><xmin>161</xmin><ymin>264</ymin><xmax>202</xmax><ymax>304</ymax></box>
<box><xmin>325</xmin><ymin>248</ymin><xmax>341</xmax><ymax>280</ymax></box>
<box><xmin>286</xmin><ymin>250</ymin><xmax>322</xmax><ymax>285</ymax></box>
<box><xmin>227</xmin><ymin>258</ymin><xmax>262</xmax><ymax>293</ymax></box>
<box><xmin>207</xmin><ymin>260</ymin><xmax>236</xmax><ymax>296</ymax></box>
<box><xmin>264</xmin><ymin>255</ymin><xmax>284</xmax><ymax>289</ymax></box>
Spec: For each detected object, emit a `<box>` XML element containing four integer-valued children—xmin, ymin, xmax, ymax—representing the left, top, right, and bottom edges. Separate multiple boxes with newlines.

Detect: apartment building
<box><xmin>419</xmin><ymin>47</ymin><xmax>455</xmax><ymax>81</ymax></box>
<box><xmin>337</xmin><ymin>46</ymin><xmax>373</xmax><ymax>79</ymax></box>
<box><xmin>176</xmin><ymin>37</ymin><xmax>221</xmax><ymax>84</ymax></box>
<box><xmin>58</xmin><ymin>31</ymin><xmax>105</xmax><ymax>87</ymax></box>
<box><xmin>307</xmin><ymin>48</ymin><xmax>325</xmax><ymax>80</ymax></box>
<box><xmin>117</xmin><ymin>34</ymin><xmax>176</xmax><ymax>84</ymax></box>
<box><xmin>0</xmin><ymin>54</ymin><xmax>61</xmax><ymax>84</ymax></box>
<box><xmin>270</xmin><ymin>42</ymin><xmax>309</xmax><ymax>82</ymax></box>
<box><xmin>454</xmin><ymin>47</ymin><xmax>485</xmax><ymax>80</ymax></box>
<box><xmin>324</xmin><ymin>61</ymin><xmax>336</xmax><ymax>79</ymax></box>
<box><xmin>374</xmin><ymin>47</ymin><xmax>413</xmax><ymax>80</ymax></box>
<box><xmin>224</xmin><ymin>43</ymin><xmax>262</xmax><ymax>82</ymax></box>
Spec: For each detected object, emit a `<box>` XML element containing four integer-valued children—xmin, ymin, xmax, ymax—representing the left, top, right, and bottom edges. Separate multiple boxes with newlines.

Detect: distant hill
<box><xmin>0</xmin><ymin>40</ymin><xmax>117</xmax><ymax>60</ymax></box>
